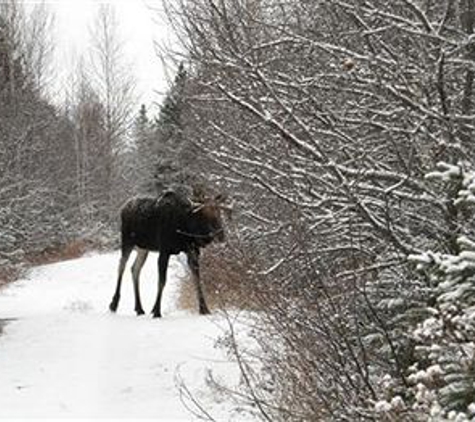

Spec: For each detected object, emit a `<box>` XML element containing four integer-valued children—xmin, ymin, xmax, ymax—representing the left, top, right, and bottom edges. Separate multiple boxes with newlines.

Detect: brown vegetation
<box><xmin>24</xmin><ymin>239</ymin><xmax>97</xmax><ymax>266</ymax></box>
<box><xmin>177</xmin><ymin>242</ymin><xmax>257</xmax><ymax>313</ymax></box>
<box><xmin>0</xmin><ymin>267</ymin><xmax>21</xmax><ymax>288</ymax></box>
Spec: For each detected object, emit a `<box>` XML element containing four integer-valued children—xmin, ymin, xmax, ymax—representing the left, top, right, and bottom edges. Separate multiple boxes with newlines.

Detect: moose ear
<box><xmin>192</xmin><ymin>184</ymin><xmax>207</xmax><ymax>202</ymax></box>
<box><xmin>214</xmin><ymin>193</ymin><xmax>226</xmax><ymax>203</ymax></box>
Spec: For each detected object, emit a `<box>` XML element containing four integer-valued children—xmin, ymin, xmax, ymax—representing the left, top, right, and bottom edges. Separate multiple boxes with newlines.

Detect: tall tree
<box><xmin>90</xmin><ymin>4</ymin><xmax>135</xmax><ymax>144</ymax></box>
<box><xmin>132</xmin><ymin>103</ymin><xmax>156</xmax><ymax>195</ymax></box>
<box><xmin>88</xmin><ymin>4</ymin><xmax>136</xmax><ymax>221</ymax></box>
<box><xmin>152</xmin><ymin>63</ymin><xmax>192</xmax><ymax>194</ymax></box>
<box><xmin>24</xmin><ymin>1</ymin><xmax>54</xmax><ymax>96</ymax></box>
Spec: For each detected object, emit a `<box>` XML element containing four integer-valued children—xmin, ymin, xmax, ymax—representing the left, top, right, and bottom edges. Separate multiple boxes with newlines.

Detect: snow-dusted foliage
<box><xmin>0</xmin><ymin>2</ymin><xmax>79</xmax><ymax>270</ymax></box>
<box><xmin>373</xmin><ymin>163</ymin><xmax>475</xmax><ymax>420</ymax></box>
<box><xmin>426</xmin><ymin>162</ymin><xmax>475</xmax><ymax>208</ymax></box>
<box><xmin>408</xmin><ymin>164</ymin><xmax>475</xmax><ymax>420</ymax></box>
<box><xmin>0</xmin><ymin>2</ymin><xmax>137</xmax><ymax>275</ymax></box>
<box><xmin>158</xmin><ymin>0</ymin><xmax>475</xmax><ymax>419</ymax></box>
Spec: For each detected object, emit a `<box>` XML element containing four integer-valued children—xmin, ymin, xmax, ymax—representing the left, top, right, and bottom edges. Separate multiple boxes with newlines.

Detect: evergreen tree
<box><xmin>376</xmin><ymin>162</ymin><xmax>475</xmax><ymax>420</ymax></box>
<box><xmin>133</xmin><ymin>104</ymin><xmax>156</xmax><ymax>195</ymax></box>
<box><xmin>152</xmin><ymin>63</ymin><xmax>191</xmax><ymax>194</ymax></box>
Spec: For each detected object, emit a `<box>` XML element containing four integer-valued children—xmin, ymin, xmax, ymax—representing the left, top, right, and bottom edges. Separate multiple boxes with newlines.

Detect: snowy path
<box><xmin>0</xmin><ymin>252</ymin><xmax>243</xmax><ymax>420</ymax></box>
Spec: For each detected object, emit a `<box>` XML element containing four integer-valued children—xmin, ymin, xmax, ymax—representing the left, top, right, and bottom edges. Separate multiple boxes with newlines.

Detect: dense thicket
<box><xmin>159</xmin><ymin>0</ymin><xmax>475</xmax><ymax>419</ymax></box>
<box><xmin>0</xmin><ymin>1</ymin><xmax>79</xmax><ymax>271</ymax></box>
<box><xmin>0</xmin><ymin>2</ymin><xmax>135</xmax><ymax>277</ymax></box>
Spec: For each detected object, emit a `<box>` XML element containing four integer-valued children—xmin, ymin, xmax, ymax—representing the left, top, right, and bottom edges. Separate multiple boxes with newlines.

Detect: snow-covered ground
<box><xmin>0</xmin><ymin>251</ymin><xmax>249</xmax><ymax>420</ymax></box>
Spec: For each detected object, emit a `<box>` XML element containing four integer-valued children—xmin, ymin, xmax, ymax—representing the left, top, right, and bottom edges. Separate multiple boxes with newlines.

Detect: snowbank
<box><xmin>0</xmin><ymin>251</ymin><xmax>251</xmax><ymax>420</ymax></box>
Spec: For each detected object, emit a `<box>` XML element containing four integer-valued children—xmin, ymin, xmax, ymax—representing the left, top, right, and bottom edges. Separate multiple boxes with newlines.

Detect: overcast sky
<box><xmin>44</xmin><ymin>0</ymin><xmax>172</xmax><ymax>108</ymax></box>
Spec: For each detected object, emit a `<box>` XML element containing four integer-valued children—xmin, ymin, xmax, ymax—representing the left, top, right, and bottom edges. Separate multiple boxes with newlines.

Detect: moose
<box><xmin>109</xmin><ymin>188</ymin><xmax>227</xmax><ymax>318</ymax></box>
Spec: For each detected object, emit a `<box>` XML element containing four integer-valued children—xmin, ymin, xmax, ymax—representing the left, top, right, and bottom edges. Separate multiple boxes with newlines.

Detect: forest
<box><xmin>2</xmin><ymin>0</ymin><xmax>475</xmax><ymax>420</ymax></box>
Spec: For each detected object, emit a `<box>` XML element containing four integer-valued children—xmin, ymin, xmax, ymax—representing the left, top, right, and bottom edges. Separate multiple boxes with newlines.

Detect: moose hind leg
<box><xmin>131</xmin><ymin>248</ymin><xmax>148</xmax><ymax>315</ymax></box>
<box><xmin>187</xmin><ymin>250</ymin><xmax>210</xmax><ymax>315</ymax></box>
<box><xmin>152</xmin><ymin>253</ymin><xmax>170</xmax><ymax>318</ymax></box>
<box><xmin>110</xmin><ymin>246</ymin><xmax>132</xmax><ymax>312</ymax></box>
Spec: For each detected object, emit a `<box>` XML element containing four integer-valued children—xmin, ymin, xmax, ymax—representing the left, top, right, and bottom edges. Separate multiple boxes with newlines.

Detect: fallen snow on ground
<box><xmin>0</xmin><ymin>251</ymin><xmax>251</xmax><ymax>420</ymax></box>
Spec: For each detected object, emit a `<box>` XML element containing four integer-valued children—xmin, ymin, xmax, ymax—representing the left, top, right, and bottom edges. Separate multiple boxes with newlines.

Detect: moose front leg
<box><xmin>131</xmin><ymin>248</ymin><xmax>148</xmax><ymax>316</ymax></box>
<box><xmin>187</xmin><ymin>249</ymin><xmax>210</xmax><ymax>315</ymax></box>
<box><xmin>110</xmin><ymin>246</ymin><xmax>133</xmax><ymax>312</ymax></box>
<box><xmin>152</xmin><ymin>252</ymin><xmax>170</xmax><ymax>318</ymax></box>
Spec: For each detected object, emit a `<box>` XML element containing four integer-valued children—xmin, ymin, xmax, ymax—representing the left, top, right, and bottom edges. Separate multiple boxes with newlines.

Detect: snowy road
<box><xmin>0</xmin><ymin>252</ymin><xmax>244</xmax><ymax>420</ymax></box>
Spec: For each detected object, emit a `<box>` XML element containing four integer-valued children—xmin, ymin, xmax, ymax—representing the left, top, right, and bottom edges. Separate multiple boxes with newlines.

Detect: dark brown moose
<box><xmin>109</xmin><ymin>189</ymin><xmax>227</xmax><ymax>318</ymax></box>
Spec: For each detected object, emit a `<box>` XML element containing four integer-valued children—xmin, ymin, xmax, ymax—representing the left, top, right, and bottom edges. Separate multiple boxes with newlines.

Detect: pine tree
<box><xmin>156</xmin><ymin>62</ymin><xmax>186</xmax><ymax>130</ymax></box>
<box><xmin>133</xmin><ymin>104</ymin><xmax>156</xmax><ymax>195</ymax></box>
<box><xmin>152</xmin><ymin>63</ymin><xmax>192</xmax><ymax>194</ymax></box>
<box><xmin>376</xmin><ymin>162</ymin><xmax>475</xmax><ymax>420</ymax></box>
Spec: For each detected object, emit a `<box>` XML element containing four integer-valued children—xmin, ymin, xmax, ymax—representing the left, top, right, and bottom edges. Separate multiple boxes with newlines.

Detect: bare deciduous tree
<box><xmin>89</xmin><ymin>3</ymin><xmax>136</xmax><ymax>221</ymax></box>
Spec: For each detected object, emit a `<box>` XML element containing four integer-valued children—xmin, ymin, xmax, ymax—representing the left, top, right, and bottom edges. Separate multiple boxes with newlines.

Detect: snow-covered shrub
<box><xmin>159</xmin><ymin>0</ymin><xmax>475</xmax><ymax>419</ymax></box>
<box><xmin>398</xmin><ymin>163</ymin><xmax>475</xmax><ymax>420</ymax></box>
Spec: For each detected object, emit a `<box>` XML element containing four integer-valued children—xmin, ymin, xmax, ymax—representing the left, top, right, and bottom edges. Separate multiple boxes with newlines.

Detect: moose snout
<box><xmin>215</xmin><ymin>228</ymin><xmax>225</xmax><ymax>243</ymax></box>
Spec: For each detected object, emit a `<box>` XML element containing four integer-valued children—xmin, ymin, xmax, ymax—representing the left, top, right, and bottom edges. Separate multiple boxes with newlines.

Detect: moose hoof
<box><xmin>135</xmin><ymin>308</ymin><xmax>145</xmax><ymax>316</ymax></box>
<box><xmin>151</xmin><ymin>309</ymin><xmax>162</xmax><ymax>318</ymax></box>
<box><xmin>199</xmin><ymin>306</ymin><xmax>210</xmax><ymax>316</ymax></box>
<box><xmin>109</xmin><ymin>301</ymin><xmax>118</xmax><ymax>313</ymax></box>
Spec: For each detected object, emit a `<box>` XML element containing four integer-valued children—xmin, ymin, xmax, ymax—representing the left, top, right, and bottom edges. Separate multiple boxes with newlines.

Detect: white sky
<box><xmin>36</xmin><ymin>0</ymin><xmax>174</xmax><ymax>109</ymax></box>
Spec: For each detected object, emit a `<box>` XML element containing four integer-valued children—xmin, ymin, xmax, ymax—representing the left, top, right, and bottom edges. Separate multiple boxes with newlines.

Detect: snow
<box><xmin>0</xmin><ymin>251</ymin><xmax>250</xmax><ymax>420</ymax></box>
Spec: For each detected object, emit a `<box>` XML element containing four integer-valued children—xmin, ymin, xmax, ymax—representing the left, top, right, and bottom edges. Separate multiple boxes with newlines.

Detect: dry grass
<box><xmin>176</xmin><ymin>243</ymin><xmax>257</xmax><ymax>313</ymax></box>
<box><xmin>24</xmin><ymin>238</ymin><xmax>97</xmax><ymax>266</ymax></box>
<box><xmin>0</xmin><ymin>266</ymin><xmax>21</xmax><ymax>288</ymax></box>
<box><xmin>175</xmin><ymin>270</ymin><xmax>198</xmax><ymax>312</ymax></box>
